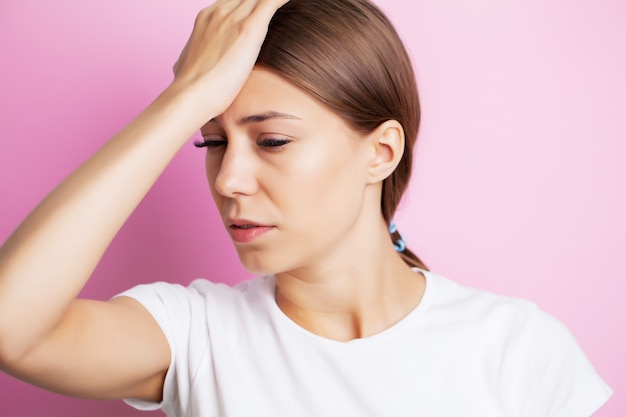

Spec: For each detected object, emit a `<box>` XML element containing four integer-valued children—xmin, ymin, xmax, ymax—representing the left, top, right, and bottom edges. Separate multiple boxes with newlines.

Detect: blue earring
<box><xmin>389</xmin><ymin>222</ymin><xmax>406</xmax><ymax>252</ymax></box>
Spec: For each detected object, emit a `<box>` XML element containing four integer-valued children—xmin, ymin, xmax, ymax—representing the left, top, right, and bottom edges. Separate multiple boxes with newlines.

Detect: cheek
<box><xmin>277</xmin><ymin>137</ymin><xmax>368</xmax><ymax>228</ymax></box>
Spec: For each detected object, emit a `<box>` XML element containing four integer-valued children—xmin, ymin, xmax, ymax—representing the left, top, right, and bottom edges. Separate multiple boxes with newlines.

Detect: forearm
<box><xmin>0</xmin><ymin>85</ymin><xmax>209</xmax><ymax>359</ymax></box>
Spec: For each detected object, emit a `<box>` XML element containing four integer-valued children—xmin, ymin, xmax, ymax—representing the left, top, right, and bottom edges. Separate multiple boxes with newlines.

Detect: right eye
<box><xmin>194</xmin><ymin>137</ymin><xmax>227</xmax><ymax>148</ymax></box>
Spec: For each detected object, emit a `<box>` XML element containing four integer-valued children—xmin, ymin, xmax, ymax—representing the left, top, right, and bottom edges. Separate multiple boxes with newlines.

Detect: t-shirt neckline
<box><xmin>263</xmin><ymin>267</ymin><xmax>437</xmax><ymax>347</ymax></box>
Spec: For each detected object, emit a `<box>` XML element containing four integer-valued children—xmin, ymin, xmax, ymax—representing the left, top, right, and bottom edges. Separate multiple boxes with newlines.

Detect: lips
<box><xmin>232</xmin><ymin>224</ymin><xmax>257</xmax><ymax>230</ymax></box>
<box><xmin>227</xmin><ymin>220</ymin><xmax>275</xmax><ymax>243</ymax></box>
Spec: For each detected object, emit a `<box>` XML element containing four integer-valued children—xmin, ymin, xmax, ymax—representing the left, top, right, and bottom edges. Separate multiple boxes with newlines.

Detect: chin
<box><xmin>235</xmin><ymin>248</ymin><xmax>288</xmax><ymax>276</ymax></box>
<box><xmin>239</xmin><ymin>262</ymin><xmax>278</xmax><ymax>276</ymax></box>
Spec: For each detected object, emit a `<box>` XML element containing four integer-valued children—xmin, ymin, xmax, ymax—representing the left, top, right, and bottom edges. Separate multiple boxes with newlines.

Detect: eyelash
<box><xmin>194</xmin><ymin>138</ymin><xmax>292</xmax><ymax>150</ymax></box>
<box><xmin>194</xmin><ymin>139</ymin><xmax>226</xmax><ymax>148</ymax></box>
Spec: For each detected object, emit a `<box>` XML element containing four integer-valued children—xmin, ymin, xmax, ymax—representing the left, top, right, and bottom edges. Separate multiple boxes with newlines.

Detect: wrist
<box><xmin>162</xmin><ymin>78</ymin><xmax>222</xmax><ymax>126</ymax></box>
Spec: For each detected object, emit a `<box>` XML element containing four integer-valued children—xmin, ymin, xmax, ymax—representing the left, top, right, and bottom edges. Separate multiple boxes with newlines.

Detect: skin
<box><xmin>0</xmin><ymin>0</ymin><xmax>290</xmax><ymax>402</ymax></box>
<box><xmin>0</xmin><ymin>0</ymin><xmax>424</xmax><ymax>405</ymax></box>
<box><xmin>203</xmin><ymin>68</ymin><xmax>425</xmax><ymax>341</ymax></box>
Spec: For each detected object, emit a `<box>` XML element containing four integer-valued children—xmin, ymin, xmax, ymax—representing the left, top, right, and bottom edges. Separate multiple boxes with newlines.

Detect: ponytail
<box><xmin>388</xmin><ymin>223</ymin><xmax>428</xmax><ymax>271</ymax></box>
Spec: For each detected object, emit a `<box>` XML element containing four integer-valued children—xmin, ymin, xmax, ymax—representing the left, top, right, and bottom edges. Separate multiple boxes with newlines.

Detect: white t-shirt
<box><xmin>119</xmin><ymin>269</ymin><xmax>612</xmax><ymax>417</ymax></box>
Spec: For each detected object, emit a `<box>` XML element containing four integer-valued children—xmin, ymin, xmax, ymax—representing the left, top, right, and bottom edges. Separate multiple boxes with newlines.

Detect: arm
<box><xmin>0</xmin><ymin>0</ymin><xmax>288</xmax><ymax>401</ymax></box>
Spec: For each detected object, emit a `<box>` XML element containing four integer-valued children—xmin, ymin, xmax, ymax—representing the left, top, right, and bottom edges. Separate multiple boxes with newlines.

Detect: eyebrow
<box><xmin>209</xmin><ymin>111</ymin><xmax>301</xmax><ymax>126</ymax></box>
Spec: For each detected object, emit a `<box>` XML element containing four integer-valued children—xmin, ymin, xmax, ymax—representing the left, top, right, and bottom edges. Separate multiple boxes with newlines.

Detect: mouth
<box><xmin>227</xmin><ymin>221</ymin><xmax>275</xmax><ymax>243</ymax></box>
<box><xmin>230</xmin><ymin>224</ymin><xmax>259</xmax><ymax>230</ymax></box>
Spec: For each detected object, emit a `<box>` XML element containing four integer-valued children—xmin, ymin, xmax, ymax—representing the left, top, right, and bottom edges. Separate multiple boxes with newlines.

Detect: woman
<box><xmin>0</xmin><ymin>0</ymin><xmax>613</xmax><ymax>415</ymax></box>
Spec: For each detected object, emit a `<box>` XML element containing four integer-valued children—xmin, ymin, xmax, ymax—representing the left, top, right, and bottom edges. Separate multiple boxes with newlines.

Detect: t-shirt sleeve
<box><xmin>518</xmin><ymin>306</ymin><xmax>613</xmax><ymax>417</ymax></box>
<box><xmin>113</xmin><ymin>281</ymin><xmax>199</xmax><ymax>415</ymax></box>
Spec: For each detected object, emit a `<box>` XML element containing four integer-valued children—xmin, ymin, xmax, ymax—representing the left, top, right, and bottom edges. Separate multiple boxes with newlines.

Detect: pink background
<box><xmin>1</xmin><ymin>0</ymin><xmax>624</xmax><ymax>415</ymax></box>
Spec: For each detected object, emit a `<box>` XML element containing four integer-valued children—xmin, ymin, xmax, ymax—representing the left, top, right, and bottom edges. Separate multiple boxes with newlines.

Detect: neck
<box><xmin>274</xmin><ymin>222</ymin><xmax>426</xmax><ymax>342</ymax></box>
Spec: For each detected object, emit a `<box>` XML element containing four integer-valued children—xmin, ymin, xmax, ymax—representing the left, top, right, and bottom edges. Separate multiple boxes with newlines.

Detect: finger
<box><xmin>245</xmin><ymin>0</ymin><xmax>289</xmax><ymax>28</ymax></box>
<box><xmin>173</xmin><ymin>0</ymin><xmax>242</xmax><ymax>75</ymax></box>
<box><xmin>228</xmin><ymin>0</ymin><xmax>260</xmax><ymax>22</ymax></box>
<box><xmin>209</xmin><ymin>0</ymin><xmax>245</xmax><ymax>20</ymax></box>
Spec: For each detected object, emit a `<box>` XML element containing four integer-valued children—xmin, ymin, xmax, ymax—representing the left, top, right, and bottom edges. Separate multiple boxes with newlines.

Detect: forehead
<box><xmin>211</xmin><ymin>67</ymin><xmax>339</xmax><ymax>128</ymax></box>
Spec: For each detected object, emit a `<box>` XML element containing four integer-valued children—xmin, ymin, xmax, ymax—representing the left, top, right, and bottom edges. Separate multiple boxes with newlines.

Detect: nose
<box><xmin>212</xmin><ymin>142</ymin><xmax>258</xmax><ymax>198</ymax></box>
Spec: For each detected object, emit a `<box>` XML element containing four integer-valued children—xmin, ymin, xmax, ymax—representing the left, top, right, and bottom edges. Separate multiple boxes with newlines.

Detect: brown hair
<box><xmin>257</xmin><ymin>0</ymin><xmax>427</xmax><ymax>270</ymax></box>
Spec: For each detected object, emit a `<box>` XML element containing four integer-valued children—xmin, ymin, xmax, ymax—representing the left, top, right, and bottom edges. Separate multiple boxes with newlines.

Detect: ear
<box><xmin>366</xmin><ymin>120</ymin><xmax>405</xmax><ymax>184</ymax></box>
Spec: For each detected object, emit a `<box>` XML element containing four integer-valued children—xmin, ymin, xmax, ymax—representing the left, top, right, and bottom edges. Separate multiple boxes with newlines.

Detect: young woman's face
<box><xmin>200</xmin><ymin>68</ymin><xmax>375</xmax><ymax>274</ymax></box>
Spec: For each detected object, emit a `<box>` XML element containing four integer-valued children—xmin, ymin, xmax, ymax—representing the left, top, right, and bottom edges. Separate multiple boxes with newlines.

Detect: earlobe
<box><xmin>367</xmin><ymin>120</ymin><xmax>405</xmax><ymax>184</ymax></box>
